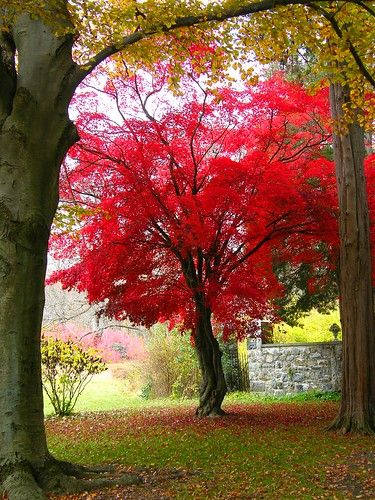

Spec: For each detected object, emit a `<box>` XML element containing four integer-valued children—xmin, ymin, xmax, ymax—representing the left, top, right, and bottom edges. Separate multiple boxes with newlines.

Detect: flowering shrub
<box><xmin>43</xmin><ymin>323</ymin><xmax>147</xmax><ymax>363</ymax></box>
<box><xmin>41</xmin><ymin>336</ymin><xmax>106</xmax><ymax>416</ymax></box>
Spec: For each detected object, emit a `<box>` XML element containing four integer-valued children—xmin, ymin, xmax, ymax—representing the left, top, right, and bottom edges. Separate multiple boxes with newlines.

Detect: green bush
<box><xmin>143</xmin><ymin>324</ymin><xmax>200</xmax><ymax>399</ymax></box>
<box><xmin>273</xmin><ymin>308</ymin><xmax>341</xmax><ymax>343</ymax></box>
<box><xmin>111</xmin><ymin>360</ymin><xmax>146</xmax><ymax>394</ymax></box>
<box><xmin>139</xmin><ymin>380</ymin><xmax>153</xmax><ymax>400</ymax></box>
<box><xmin>219</xmin><ymin>339</ymin><xmax>243</xmax><ymax>392</ymax></box>
<box><xmin>41</xmin><ymin>336</ymin><xmax>107</xmax><ymax>416</ymax></box>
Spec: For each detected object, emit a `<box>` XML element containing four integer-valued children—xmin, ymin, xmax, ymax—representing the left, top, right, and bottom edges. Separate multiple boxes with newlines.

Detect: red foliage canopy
<box><xmin>50</xmin><ymin>74</ymin><xmax>340</xmax><ymax>339</ymax></box>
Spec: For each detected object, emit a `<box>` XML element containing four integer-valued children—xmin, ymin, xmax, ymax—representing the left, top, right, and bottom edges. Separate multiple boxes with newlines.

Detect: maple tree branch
<box><xmin>71</xmin><ymin>188</ymin><xmax>100</xmax><ymax>200</ymax></box>
<box><xmin>43</xmin><ymin>302</ymin><xmax>93</xmax><ymax>327</ymax></box>
<box><xmin>196</xmin><ymin>124</ymin><xmax>233</xmax><ymax>192</ymax></box>
<box><xmin>222</xmin><ymin>231</ymin><xmax>274</xmax><ymax>279</ymax></box>
<box><xmin>134</xmin><ymin>74</ymin><xmax>158</xmax><ymax>122</ymax></box>
<box><xmin>221</xmin><ymin>216</ymin><xmax>316</xmax><ymax>280</ymax></box>
<box><xmin>197</xmin><ymin>248</ymin><xmax>204</xmax><ymax>283</ymax></box>
<box><xmin>75</xmin><ymin>0</ymin><xmax>366</xmax><ymax>83</ymax></box>
<box><xmin>263</xmin><ymin>109</ymin><xmax>275</xmax><ymax>152</ymax></box>
<box><xmin>131</xmin><ymin>76</ymin><xmax>185</xmax><ymax>196</ymax></box>
<box><xmin>281</xmin><ymin>136</ymin><xmax>328</xmax><ymax>163</ymax></box>
<box><xmin>181</xmin><ymin>252</ymin><xmax>199</xmax><ymax>290</ymax></box>
<box><xmin>110</xmin><ymin>84</ymin><xmax>131</xmax><ymax>127</ymax></box>
<box><xmin>62</xmin><ymin>161</ymin><xmax>79</xmax><ymax>205</ymax></box>
<box><xmin>190</xmin><ymin>84</ymin><xmax>208</xmax><ymax>194</ymax></box>
<box><xmin>150</xmin><ymin>219</ymin><xmax>172</xmax><ymax>245</ymax></box>
<box><xmin>268</xmin><ymin>116</ymin><xmax>289</xmax><ymax>162</ymax></box>
<box><xmin>78</xmin><ymin>323</ymin><xmax>144</xmax><ymax>342</ymax></box>
<box><xmin>149</xmin><ymin>219</ymin><xmax>186</xmax><ymax>264</ymax></box>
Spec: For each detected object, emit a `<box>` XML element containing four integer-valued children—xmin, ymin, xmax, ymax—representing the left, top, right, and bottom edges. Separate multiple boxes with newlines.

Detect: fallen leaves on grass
<box><xmin>45</xmin><ymin>402</ymin><xmax>375</xmax><ymax>499</ymax></box>
<box><xmin>48</xmin><ymin>467</ymin><xmax>198</xmax><ymax>500</ymax></box>
<box><xmin>324</xmin><ymin>451</ymin><xmax>375</xmax><ymax>498</ymax></box>
<box><xmin>46</xmin><ymin>402</ymin><xmax>338</xmax><ymax>441</ymax></box>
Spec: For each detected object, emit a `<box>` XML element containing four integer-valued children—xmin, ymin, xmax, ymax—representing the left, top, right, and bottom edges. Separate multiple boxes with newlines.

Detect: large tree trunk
<box><xmin>0</xmin><ymin>14</ymin><xmax>81</xmax><ymax>499</ymax></box>
<box><xmin>194</xmin><ymin>302</ymin><xmax>227</xmax><ymax>417</ymax></box>
<box><xmin>329</xmin><ymin>83</ymin><xmax>375</xmax><ymax>434</ymax></box>
<box><xmin>0</xmin><ymin>14</ymin><xmax>141</xmax><ymax>498</ymax></box>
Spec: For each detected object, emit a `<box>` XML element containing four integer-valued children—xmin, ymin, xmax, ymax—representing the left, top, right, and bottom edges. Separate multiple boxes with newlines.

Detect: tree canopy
<box><xmin>50</xmin><ymin>72</ymin><xmax>340</xmax><ymax>339</ymax></box>
<box><xmin>0</xmin><ymin>2</ymin><xmax>374</xmax><ymax>497</ymax></box>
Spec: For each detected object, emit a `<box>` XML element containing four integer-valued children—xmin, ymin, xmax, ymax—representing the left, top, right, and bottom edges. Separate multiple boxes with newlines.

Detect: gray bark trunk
<box><xmin>329</xmin><ymin>83</ymin><xmax>375</xmax><ymax>434</ymax></box>
<box><xmin>0</xmin><ymin>13</ymin><xmax>79</xmax><ymax>498</ymax></box>
<box><xmin>194</xmin><ymin>303</ymin><xmax>227</xmax><ymax>417</ymax></box>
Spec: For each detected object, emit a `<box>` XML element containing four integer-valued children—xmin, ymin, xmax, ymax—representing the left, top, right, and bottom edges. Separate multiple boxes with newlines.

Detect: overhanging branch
<box><xmin>310</xmin><ymin>3</ymin><xmax>375</xmax><ymax>89</ymax></box>
<box><xmin>75</xmin><ymin>0</ymin><xmax>369</xmax><ymax>83</ymax></box>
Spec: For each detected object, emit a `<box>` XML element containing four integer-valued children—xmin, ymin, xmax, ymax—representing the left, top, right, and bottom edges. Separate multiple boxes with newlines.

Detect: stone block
<box><xmin>250</xmin><ymin>381</ymin><xmax>265</xmax><ymax>392</ymax></box>
<box><xmin>247</xmin><ymin>341</ymin><xmax>342</xmax><ymax>396</ymax></box>
<box><xmin>292</xmin><ymin>373</ymin><xmax>304</xmax><ymax>382</ymax></box>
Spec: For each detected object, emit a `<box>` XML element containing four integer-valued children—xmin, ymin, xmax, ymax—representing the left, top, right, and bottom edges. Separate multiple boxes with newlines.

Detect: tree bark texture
<box><xmin>329</xmin><ymin>83</ymin><xmax>375</xmax><ymax>434</ymax></box>
<box><xmin>194</xmin><ymin>301</ymin><xmax>227</xmax><ymax>417</ymax></box>
<box><xmin>0</xmin><ymin>13</ymin><xmax>80</xmax><ymax>498</ymax></box>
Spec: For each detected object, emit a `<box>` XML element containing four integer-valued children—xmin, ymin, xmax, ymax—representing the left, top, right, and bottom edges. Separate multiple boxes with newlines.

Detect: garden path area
<box><xmin>46</xmin><ymin>402</ymin><xmax>375</xmax><ymax>499</ymax></box>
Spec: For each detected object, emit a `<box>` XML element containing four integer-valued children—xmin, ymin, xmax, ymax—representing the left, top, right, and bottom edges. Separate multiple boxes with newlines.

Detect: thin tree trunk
<box><xmin>194</xmin><ymin>302</ymin><xmax>227</xmax><ymax>417</ymax></box>
<box><xmin>329</xmin><ymin>82</ymin><xmax>375</xmax><ymax>434</ymax></box>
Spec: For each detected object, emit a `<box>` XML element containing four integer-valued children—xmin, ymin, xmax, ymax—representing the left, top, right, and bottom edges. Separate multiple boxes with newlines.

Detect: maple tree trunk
<box><xmin>329</xmin><ymin>83</ymin><xmax>375</xmax><ymax>434</ymax></box>
<box><xmin>194</xmin><ymin>301</ymin><xmax>227</xmax><ymax>417</ymax></box>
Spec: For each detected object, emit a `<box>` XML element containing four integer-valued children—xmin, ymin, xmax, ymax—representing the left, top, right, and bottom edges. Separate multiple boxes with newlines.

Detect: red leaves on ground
<box><xmin>45</xmin><ymin>403</ymin><xmax>375</xmax><ymax>499</ymax></box>
<box><xmin>46</xmin><ymin>402</ymin><xmax>338</xmax><ymax>440</ymax></box>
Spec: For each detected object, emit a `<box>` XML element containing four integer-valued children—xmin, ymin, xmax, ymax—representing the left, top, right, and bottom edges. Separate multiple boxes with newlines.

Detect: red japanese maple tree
<box><xmin>50</xmin><ymin>73</ymin><xmax>338</xmax><ymax>416</ymax></box>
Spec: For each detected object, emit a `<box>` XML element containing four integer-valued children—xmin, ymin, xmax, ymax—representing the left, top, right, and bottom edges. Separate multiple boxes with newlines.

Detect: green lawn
<box><xmin>43</xmin><ymin>375</ymin><xmax>195</xmax><ymax>416</ymax></box>
<box><xmin>43</xmin><ymin>373</ymin><xmax>340</xmax><ymax>416</ymax></box>
<box><xmin>45</xmin><ymin>378</ymin><xmax>374</xmax><ymax>499</ymax></box>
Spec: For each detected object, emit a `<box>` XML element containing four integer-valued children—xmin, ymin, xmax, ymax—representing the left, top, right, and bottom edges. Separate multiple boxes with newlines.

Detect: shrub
<box><xmin>272</xmin><ymin>308</ymin><xmax>341</xmax><ymax>343</ymax></box>
<box><xmin>111</xmin><ymin>360</ymin><xmax>146</xmax><ymax>394</ymax></box>
<box><xmin>41</xmin><ymin>336</ymin><xmax>107</xmax><ymax>416</ymax></box>
<box><xmin>143</xmin><ymin>324</ymin><xmax>200</xmax><ymax>399</ymax></box>
<box><xmin>220</xmin><ymin>339</ymin><xmax>242</xmax><ymax>392</ymax></box>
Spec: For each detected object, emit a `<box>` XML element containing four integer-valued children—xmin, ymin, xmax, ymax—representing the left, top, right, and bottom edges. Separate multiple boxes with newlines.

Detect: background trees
<box><xmin>50</xmin><ymin>72</ymin><xmax>339</xmax><ymax>416</ymax></box>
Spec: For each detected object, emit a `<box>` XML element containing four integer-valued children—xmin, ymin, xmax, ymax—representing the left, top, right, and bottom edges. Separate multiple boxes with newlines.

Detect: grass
<box><xmin>46</xmin><ymin>402</ymin><xmax>375</xmax><ymax>499</ymax></box>
<box><xmin>45</xmin><ymin>377</ymin><xmax>374</xmax><ymax>499</ymax></box>
<box><xmin>43</xmin><ymin>372</ymin><xmax>340</xmax><ymax>416</ymax></box>
<box><xmin>43</xmin><ymin>376</ymin><xmax>195</xmax><ymax>416</ymax></box>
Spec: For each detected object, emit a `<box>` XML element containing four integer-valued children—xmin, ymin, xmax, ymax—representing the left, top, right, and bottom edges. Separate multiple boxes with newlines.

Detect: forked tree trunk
<box><xmin>194</xmin><ymin>302</ymin><xmax>227</xmax><ymax>417</ymax></box>
<box><xmin>329</xmin><ymin>83</ymin><xmax>375</xmax><ymax>434</ymax></box>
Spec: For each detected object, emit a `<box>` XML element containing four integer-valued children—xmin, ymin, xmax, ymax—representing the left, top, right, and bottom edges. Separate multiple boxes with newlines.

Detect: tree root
<box><xmin>196</xmin><ymin>404</ymin><xmax>226</xmax><ymax>418</ymax></box>
<box><xmin>50</xmin><ymin>457</ymin><xmax>116</xmax><ymax>478</ymax></box>
<box><xmin>328</xmin><ymin>414</ymin><xmax>375</xmax><ymax>435</ymax></box>
<box><xmin>1</xmin><ymin>457</ymin><xmax>142</xmax><ymax>499</ymax></box>
<box><xmin>2</xmin><ymin>469</ymin><xmax>45</xmax><ymax>500</ymax></box>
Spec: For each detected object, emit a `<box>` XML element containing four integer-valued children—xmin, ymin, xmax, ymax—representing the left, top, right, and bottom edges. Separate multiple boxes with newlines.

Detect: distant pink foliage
<box><xmin>44</xmin><ymin>323</ymin><xmax>147</xmax><ymax>363</ymax></box>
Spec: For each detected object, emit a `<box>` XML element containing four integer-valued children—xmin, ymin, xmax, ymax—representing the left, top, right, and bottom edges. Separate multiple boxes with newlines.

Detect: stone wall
<box><xmin>248</xmin><ymin>339</ymin><xmax>342</xmax><ymax>395</ymax></box>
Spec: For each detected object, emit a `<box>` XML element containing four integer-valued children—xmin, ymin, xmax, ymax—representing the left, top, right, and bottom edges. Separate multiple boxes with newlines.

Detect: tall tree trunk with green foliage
<box><xmin>329</xmin><ymin>82</ymin><xmax>375</xmax><ymax>434</ymax></box>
